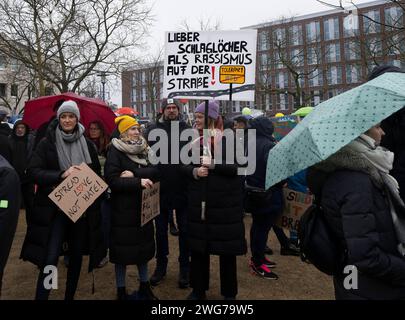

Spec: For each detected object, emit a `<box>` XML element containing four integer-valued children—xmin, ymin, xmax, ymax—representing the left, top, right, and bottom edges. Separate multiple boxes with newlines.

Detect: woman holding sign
<box><xmin>104</xmin><ymin>115</ymin><xmax>160</xmax><ymax>300</ymax></box>
<box><xmin>183</xmin><ymin>101</ymin><xmax>246</xmax><ymax>300</ymax></box>
<box><xmin>21</xmin><ymin>101</ymin><xmax>105</xmax><ymax>300</ymax></box>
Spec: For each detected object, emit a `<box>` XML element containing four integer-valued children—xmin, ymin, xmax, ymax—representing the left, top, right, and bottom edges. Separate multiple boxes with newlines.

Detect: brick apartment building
<box><xmin>247</xmin><ymin>0</ymin><xmax>404</xmax><ymax>115</ymax></box>
<box><xmin>122</xmin><ymin>0</ymin><xmax>404</xmax><ymax>118</ymax></box>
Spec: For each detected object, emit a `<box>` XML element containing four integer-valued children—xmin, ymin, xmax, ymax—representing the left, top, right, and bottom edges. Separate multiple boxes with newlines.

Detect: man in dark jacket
<box><xmin>0</xmin><ymin>110</ymin><xmax>12</xmax><ymax>137</ymax></box>
<box><xmin>0</xmin><ymin>110</ymin><xmax>12</xmax><ymax>163</ymax></box>
<box><xmin>9</xmin><ymin>120</ymin><xmax>35</xmax><ymax>222</ymax></box>
<box><xmin>0</xmin><ymin>155</ymin><xmax>21</xmax><ymax>297</ymax></box>
<box><xmin>145</xmin><ymin>98</ymin><xmax>191</xmax><ymax>288</ymax></box>
<box><xmin>368</xmin><ymin>65</ymin><xmax>405</xmax><ymax>202</ymax></box>
<box><xmin>245</xmin><ymin>117</ymin><xmax>281</xmax><ymax>279</ymax></box>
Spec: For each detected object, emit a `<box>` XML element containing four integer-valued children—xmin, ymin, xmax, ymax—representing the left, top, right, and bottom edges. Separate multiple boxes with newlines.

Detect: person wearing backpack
<box><xmin>245</xmin><ymin>116</ymin><xmax>281</xmax><ymax>280</ymax></box>
<box><xmin>307</xmin><ymin>123</ymin><xmax>405</xmax><ymax>300</ymax></box>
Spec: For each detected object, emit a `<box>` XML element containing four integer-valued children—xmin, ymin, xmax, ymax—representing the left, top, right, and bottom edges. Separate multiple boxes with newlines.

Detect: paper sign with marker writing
<box><xmin>141</xmin><ymin>182</ymin><xmax>160</xmax><ymax>227</ymax></box>
<box><xmin>48</xmin><ymin>163</ymin><xmax>108</xmax><ymax>223</ymax></box>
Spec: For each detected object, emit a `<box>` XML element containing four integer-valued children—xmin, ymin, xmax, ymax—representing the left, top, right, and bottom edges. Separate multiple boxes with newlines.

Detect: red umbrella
<box><xmin>116</xmin><ymin>107</ymin><xmax>138</xmax><ymax>116</ymax></box>
<box><xmin>23</xmin><ymin>92</ymin><xmax>116</xmax><ymax>135</ymax></box>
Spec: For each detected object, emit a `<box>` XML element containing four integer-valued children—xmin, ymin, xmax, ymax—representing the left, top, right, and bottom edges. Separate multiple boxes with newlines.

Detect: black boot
<box><xmin>178</xmin><ymin>268</ymin><xmax>189</xmax><ymax>289</ymax></box>
<box><xmin>170</xmin><ymin>222</ymin><xmax>179</xmax><ymax>236</ymax></box>
<box><xmin>138</xmin><ymin>281</ymin><xmax>158</xmax><ymax>300</ymax></box>
<box><xmin>150</xmin><ymin>265</ymin><xmax>167</xmax><ymax>286</ymax></box>
<box><xmin>117</xmin><ymin>287</ymin><xmax>127</xmax><ymax>300</ymax></box>
<box><xmin>187</xmin><ymin>290</ymin><xmax>206</xmax><ymax>300</ymax></box>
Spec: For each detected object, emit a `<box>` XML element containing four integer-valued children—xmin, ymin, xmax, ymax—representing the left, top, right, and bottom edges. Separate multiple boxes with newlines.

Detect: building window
<box><xmin>346</xmin><ymin>65</ymin><xmax>362</xmax><ymax>84</ymax></box>
<box><xmin>0</xmin><ymin>56</ymin><xmax>6</xmax><ymax>69</ymax></box>
<box><xmin>343</xmin><ymin>13</ymin><xmax>359</xmax><ymax>37</ymax></box>
<box><xmin>324</xmin><ymin>17</ymin><xmax>340</xmax><ymax>40</ymax></box>
<box><xmin>273</xmin><ymin>28</ymin><xmax>286</xmax><ymax>46</ymax></box>
<box><xmin>131</xmin><ymin>87</ymin><xmax>137</xmax><ymax>102</ymax></box>
<box><xmin>276</xmin><ymin>72</ymin><xmax>289</xmax><ymax>89</ymax></box>
<box><xmin>142</xmin><ymin>103</ymin><xmax>147</xmax><ymax>117</ymax></box>
<box><xmin>363</xmin><ymin>10</ymin><xmax>381</xmax><ymax>34</ymax></box>
<box><xmin>259</xmin><ymin>72</ymin><xmax>272</xmax><ymax>87</ymax></box>
<box><xmin>273</xmin><ymin>51</ymin><xmax>284</xmax><ymax>69</ymax></box>
<box><xmin>290</xmin><ymin>48</ymin><xmax>304</xmax><ymax>67</ymax></box>
<box><xmin>10</xmin><ymin>59</ymin><xmax>20</xmax><ymax>71</ymax></box>
<box><xmin>258</xmin><ymin>31</ymin><xmax>270</xmax><ymax>51</ymax></box>
<box><xmin>276</xmin><ymin>93</ymin><xmax>288</xmax><ymax>110</ymax></box>
<box><xmin>289</xmin><ymin>25</ymin><xmax>303</xmax><ymax>46</ymax></box>
<box><xmin>259</xmin><ymin>53</ymin><xmax>269</xmax><ymax>71</ymax></box>
<box><xmin>326</xmin><ymin>42</ymin><xmax>341</xmax><ymax>63</ymax></box>
<box><xmin>344</xmin><ymin>40</ymin><xmax>360</xmax><ymax>60</ymax></box>
<box><xmin>11</xmin><ymin>84</ymin><xmax>18</xmax><ymax>97</ymax></box>
<box><xmin>308</xmin><ymin>69</ymin><xmax>323</xmax><ymax>87</ymax></box>
<box><xmin>310</xmin><ymin>90</ymin><xmax>321</xmax><ymax>106</ymax></box>
<box><xmin>389</xmin><ymin>59</ymin><xmax>403</xmax><ymax>69</ymax></box>
<box><xmin>306</xmin><ymin>21</ymin><xmax>320</xmax><ymax>43</ymax></box>
<box><xmin>307</xmin><ymin>46</ymin><xmax>321</xmax><ymax>65</ymax></box>
<box><xmin>0</xmin><ymin>83</ymin><xmax>6</xmax><ymax>97</ymax></box>
<box><xmin>385</xmin><ymin>6</ymin><xmax>404</xmax><ymax>30</ymax></box>
<box><xmin>366</xmin><ymin>36</ymin><xmax>382</xmax><ymax>57</ymax></box>
<box><xmin>142</xmin><ymin>87</ymin><xmax>147</xmax><ymax>101</ymax></box>
<box><xmin>327</xmin><ymin>88</ymin><xmax>343</xmax><ymax>99</ymax></box>
<box><xmin>387</xmin><ymin>34</ymin><xmax>405</xmax><ymax>55</ymax></box>
<box><xmin>327</xmin><ymin>66</ymin><xmax>342</xmax><ymax>85</ymax></box>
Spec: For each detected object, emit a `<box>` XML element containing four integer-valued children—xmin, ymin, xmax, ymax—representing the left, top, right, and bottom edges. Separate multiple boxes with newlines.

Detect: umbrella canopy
<box><xmin>265</xmin><ymin>72</ymin><xmax>405</xmax><ymax>189</ymax></box>
<box><xmin>116</xmin><ymin>107</ymin><xmax>138</xmax><ymax>116</ymax></box>
<box><xmin>23</xmin><ymin>92</ymin><xmax>116</xmax><ymax>134</ymax></box>
<box><xmin>291</xmin><ymin>106</ymin><xmax>314</xmax><ymax>117</ymax></box>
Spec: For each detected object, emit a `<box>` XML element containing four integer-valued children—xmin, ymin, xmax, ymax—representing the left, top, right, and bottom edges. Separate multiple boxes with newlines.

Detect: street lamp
<box><xmin>98</xmin><ymin>72</ymin><xmax>107</xmax><ymax>101</ymax></box>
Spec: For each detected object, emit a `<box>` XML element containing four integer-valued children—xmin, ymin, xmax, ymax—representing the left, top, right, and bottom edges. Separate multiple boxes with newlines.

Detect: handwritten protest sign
<box><xmin>163</xmin><ymin>30</ymin><xmax>257</xmax><ymax>101</ymax></box>
<box><xmin>270</xmin><ymin>115</ymin><xmax>299</xmax><ymax>141</ymax></box>
<box><xmin>48</xmin><ymin>163</ymin><xmax>108</xmax><ymax>223</ymax></box>
<box><xmin>277</xmin><ymin>188</ymin><xmax>313</xmax><ymax>232</ymax></box>
<box><xmin>141</xmin><ymin>182</ymin><xmax>160</xmax><ymax>227</ymax></box>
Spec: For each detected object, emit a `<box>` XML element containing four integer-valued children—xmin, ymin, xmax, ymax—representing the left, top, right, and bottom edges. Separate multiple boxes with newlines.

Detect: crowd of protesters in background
<box><xmin>0</xmin><ymin>64</ymin><xmax>405</xmax><ymax>300</ymax></box>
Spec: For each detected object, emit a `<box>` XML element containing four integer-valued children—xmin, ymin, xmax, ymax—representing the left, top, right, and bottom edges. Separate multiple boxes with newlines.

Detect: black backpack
<box><xmin>298</xmin><ymin>201</ymin><xmax>345</xmax><ymax>276</ymax></box>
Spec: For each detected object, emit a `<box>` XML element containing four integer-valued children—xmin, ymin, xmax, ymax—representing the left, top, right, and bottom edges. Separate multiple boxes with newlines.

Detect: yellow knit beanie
<box><xmin>115</xmin><ymin>115</ymin><xmax>139</xmax><ymax>134</ymax></box>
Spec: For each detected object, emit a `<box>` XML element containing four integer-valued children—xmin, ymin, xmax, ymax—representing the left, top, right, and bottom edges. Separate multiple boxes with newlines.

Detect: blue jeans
<box><xmin>115</xmin><ymin>263</ymin><xmax>149</xmax><ymax>287</ymax></box>
<box><xmin>154</xmin><ymin>206</ymin><xmax>189</xmax><ymax>271</ymax></box>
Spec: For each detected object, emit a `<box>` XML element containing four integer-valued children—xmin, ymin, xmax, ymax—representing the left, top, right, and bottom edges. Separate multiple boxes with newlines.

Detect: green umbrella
<box><xmin>291</xmin><ymin>106</ymin><xmax>314</xmax><ymax>117</ymax></box>
<box><xmin>266</xmin><ymin>72</ymin><xmax>405</xmax><ymax>189</ymax></box>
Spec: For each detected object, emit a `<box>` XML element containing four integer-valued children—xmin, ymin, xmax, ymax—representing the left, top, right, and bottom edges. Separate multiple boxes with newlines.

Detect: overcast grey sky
<box><xmin>111</xmin><ymin>0</ymin><xmax>372</xmax><ymax>105</ymax></box>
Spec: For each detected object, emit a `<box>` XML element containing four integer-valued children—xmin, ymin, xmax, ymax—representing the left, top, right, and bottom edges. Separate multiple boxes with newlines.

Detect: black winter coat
<box><xmin>104</xmin><ymin>145</ymin><xmax>160</xmax><ymax>265</ymax></box>
<box><xmin>183</xmin><ymin>135</ymin><xmax>247</xmax><ymax>256</ymax></box>
<box><xmin>20</xmin><ymin>121</ymin><xmax>105</xmax><ymax>272</ymax></box>
<box><xmin>245</xmin><ymin>117</ymin><xmax>283</xmax><ymax>215</ymax></box>
<box><xmin>146</xmin><ymin>118</ymin><xmax>190</xmax><ymax>209</ymax></box>
<box><xmin>308</xmin><ymin>168</ymin><xmax>405</xmax><ymax>300</ymax></box>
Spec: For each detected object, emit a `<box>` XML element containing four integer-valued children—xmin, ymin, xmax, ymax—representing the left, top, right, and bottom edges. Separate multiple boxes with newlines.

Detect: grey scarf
<box><xmin>112</xmin><ymin>137</ymin><xmax>151</xmax><ymax>166</ymax></box>
<box><xmin>55</xmin><ymin>123</ymin><xmax>92</xmax><ymax>171</ymax></box>
<box><xmin>316</xmin><ymin>135</ymin><xmax>405</xmax><ymax>256</ymax></box>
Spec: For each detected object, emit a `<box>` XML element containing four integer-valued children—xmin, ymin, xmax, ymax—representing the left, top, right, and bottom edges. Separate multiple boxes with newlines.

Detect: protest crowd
<box><xmin>0</xmin><ymin>63</ymin><xmax>405</xmax><ymax>301</ymax></box>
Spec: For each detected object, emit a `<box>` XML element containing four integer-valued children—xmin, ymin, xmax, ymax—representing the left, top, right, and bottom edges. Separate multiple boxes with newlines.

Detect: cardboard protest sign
<box><xmin>163</xmin><ymin>30</ymin><xmax>257</xmax><ymax>101</ymax></box>
<box><xmin>48</xmin><ymin>163</ymin><xmax>108</xmax><ymax>223</ymax></box>
<box><xmin>141</xmin><ymin>182</ymin><xmax>160</xmax><ymax>227</ymax></box>
<box><xmin>277</xmin><ymin>188</ymin><xmax>313</xmax><ymax>232</ymax></box>
<box><xmin>270</xmin><ymin>115</ymin><xmax>299</xmax><ymax>141</ymax></box>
